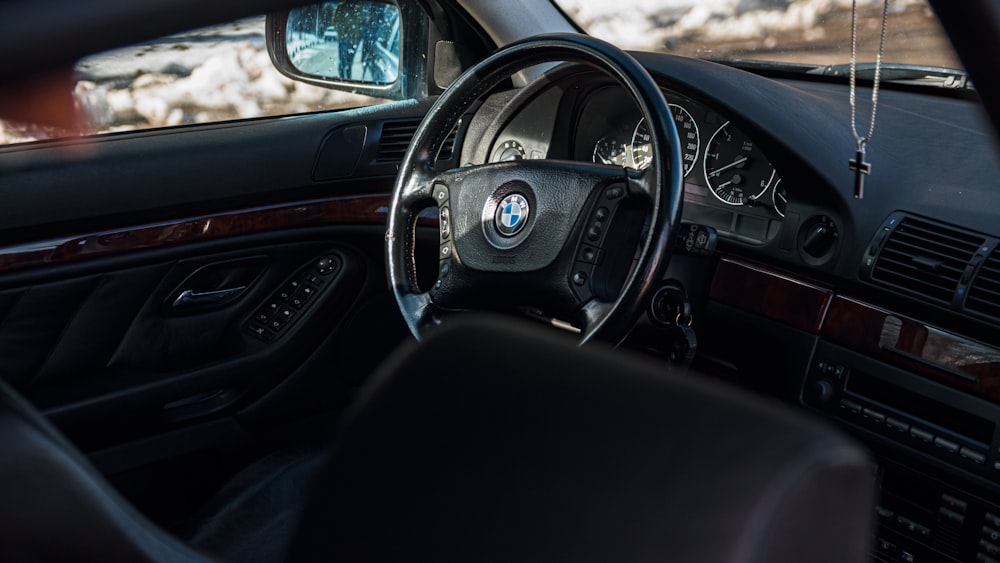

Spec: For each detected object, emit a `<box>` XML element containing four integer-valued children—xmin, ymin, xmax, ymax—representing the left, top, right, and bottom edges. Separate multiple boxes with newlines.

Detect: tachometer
<box><xmin>703</xmin><ymin>121</ymin><xmax>775</xmax><ymax>206</ymax></box>
<box><xmin>771</xmin><ymin>179</ymin><xmax>787</xmax><ymax>217</ymax></box>
<box><xmin>630</xmin><ymin>104</ymin><xmax>700</xmax><ymax>175</ymax></box>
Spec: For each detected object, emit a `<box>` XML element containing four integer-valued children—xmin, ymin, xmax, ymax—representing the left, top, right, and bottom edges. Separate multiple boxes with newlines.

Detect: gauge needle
<box><xmin>708</xmin><ymin>156</ymin><xmax>748</xmax><ymax>177</ymax></box>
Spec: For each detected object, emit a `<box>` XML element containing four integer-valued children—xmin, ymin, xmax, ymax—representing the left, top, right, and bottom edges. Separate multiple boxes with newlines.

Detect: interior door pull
<box><xmin>172</xmin><ymin>286</ymin><xmax>247</xmax><ymax>312</ymax></box>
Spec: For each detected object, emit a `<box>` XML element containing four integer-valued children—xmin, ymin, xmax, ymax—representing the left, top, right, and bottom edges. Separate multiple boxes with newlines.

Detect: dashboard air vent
<box><xmin>966</xmin><ymin>252</ymin><xmax>1000</xmax><ymax>318</ymax></box>
<box><xmin>870</xmin><ymin>217</ymin><xmax>984</xmax><ymax>304</ymax></box>
<box><xmin>375</xmin><ymin>120</ymin><xmax>458</xmax><ymax>163</ymax></box>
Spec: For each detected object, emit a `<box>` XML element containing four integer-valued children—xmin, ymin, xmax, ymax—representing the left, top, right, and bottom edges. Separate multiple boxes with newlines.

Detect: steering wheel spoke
<box><xmin>396</xmin><ymin>166</ymin><xmax>439</xmax><ymax>210</ymax></box>
<box><xmin>627</xmin><ymin>167</ymin><xmax>658</xmax><ymax>202</ymax></box>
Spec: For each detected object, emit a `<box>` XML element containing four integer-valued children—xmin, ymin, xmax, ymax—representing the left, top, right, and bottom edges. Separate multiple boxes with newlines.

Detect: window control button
<box><xmin>245</xmin><ymin>323</ymin><xmax>275</xmax><ymax>342</ymax></box>
<box><xmin>278</xmin><ymin>280</ymin><xmax>302</xmax><ymax>301</ymax></box>
<box><xmin>290</xmin><ymin>285</ymin><xmax>318</xmax><ymax>309</ymax></box>
<box><xmin>253</xmin><ymin>309</ymin><xmax>273</xmax><ymax>323</ymax></box>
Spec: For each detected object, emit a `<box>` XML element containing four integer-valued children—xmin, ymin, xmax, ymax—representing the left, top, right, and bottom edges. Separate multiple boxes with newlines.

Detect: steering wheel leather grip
<box><xmin>386</xmin><ymin>33</ymin><xmax>683</xmax><ymax>344</ymax></box>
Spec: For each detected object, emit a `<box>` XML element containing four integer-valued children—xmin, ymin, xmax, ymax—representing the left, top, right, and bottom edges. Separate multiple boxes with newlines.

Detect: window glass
<box><xmin>554</xmin><ymin>0</ymin><xmax>961</xmax><ymax>69</ymax></box>
<box><xmin>0</xmin><ymin>15</ymin><xmax>387</xmax><ymax>146</ymax></box>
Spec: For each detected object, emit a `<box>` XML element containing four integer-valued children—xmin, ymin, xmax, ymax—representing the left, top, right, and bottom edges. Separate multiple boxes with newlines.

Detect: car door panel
<box><xmin>0</xmin><ymin>89</ymin><xmax>455</xmax><ymax>526</ymax></box>
<box><xmin>0</xmin><ymin>66</ymin><xmax>476</xmax><ymax>527</ymax></box>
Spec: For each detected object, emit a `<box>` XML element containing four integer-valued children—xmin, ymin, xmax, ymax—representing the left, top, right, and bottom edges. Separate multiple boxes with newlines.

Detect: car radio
<box><xmin>803</xmin><ymin>340</ymin><xmax>998</xmax><ymax>481</ymax></box>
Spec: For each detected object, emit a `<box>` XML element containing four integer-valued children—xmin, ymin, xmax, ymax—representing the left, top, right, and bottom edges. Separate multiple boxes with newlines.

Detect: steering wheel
<box><xmin>386</xmin><ymin>33</ymin><xmax>683</xmax><ymax>344</ymax></box>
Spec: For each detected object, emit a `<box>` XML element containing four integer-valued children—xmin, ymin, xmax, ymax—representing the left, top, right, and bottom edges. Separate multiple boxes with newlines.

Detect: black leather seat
<box><xmin>0</xmin><ymin>315</ymin><xmax>874</xmax><ymax>562</ymax></box>
<box><xmin>0</xmin><ymin>377</ymin><xmax>209</xmax><ymax>562</ymax></box>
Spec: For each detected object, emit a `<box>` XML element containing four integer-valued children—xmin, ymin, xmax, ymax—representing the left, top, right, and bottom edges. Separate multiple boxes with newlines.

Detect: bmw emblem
<box><xmin>495</xmin><ymin>193</ymin><xmax>530</xmax><ymax>237</ymax></box>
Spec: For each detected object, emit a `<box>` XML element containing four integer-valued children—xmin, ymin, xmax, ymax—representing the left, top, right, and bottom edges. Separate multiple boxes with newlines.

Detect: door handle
<box><xmin>172</xmin><ymin>286</ymin><xmax>247</xmax><ymax>312</ymax></box>
<box><xmin>163</xmin><ymin>256</ymin><xmax>268</xmax><ymax>315</ymax></box>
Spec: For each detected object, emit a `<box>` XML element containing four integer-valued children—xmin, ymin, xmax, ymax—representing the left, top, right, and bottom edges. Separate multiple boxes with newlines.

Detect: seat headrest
<box><xmin>290</xmin><ymin>314</ymin><xmax>874</xmax><ymax>562</ymax></box>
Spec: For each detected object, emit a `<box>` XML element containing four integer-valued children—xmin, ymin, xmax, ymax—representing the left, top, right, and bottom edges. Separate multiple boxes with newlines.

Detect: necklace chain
<box><xmin>849</xmin><ymin>0</ymin><xmax>890</xmax><ymax>150</ymax></box>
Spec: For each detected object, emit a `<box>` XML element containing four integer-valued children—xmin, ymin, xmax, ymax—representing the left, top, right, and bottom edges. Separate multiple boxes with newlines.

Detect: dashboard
<box><xmin>460</xmin><ymin>53</ymin><xmax>1000</xmax><ymax>562</ymax></box>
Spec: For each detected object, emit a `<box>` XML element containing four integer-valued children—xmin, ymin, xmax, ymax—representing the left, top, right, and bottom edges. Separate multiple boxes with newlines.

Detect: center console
<box><xmin>804</xmin><ymin>337</ymin><xmax>1000</xmax><ymax>562</ymax></box>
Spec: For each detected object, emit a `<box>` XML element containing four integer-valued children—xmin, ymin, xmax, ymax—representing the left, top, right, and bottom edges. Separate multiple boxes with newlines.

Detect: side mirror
<box><xmin>266</xmin><ymin>0</ymin><xmax>421</xmax><ymax>99</ymax></box>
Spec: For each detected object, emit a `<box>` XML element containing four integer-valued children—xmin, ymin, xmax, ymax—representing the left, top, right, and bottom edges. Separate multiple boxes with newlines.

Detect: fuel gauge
<box><xmin>593</xmin><ymin>135</ymin><xmax>628</xmax><ymax>166</ymax></box>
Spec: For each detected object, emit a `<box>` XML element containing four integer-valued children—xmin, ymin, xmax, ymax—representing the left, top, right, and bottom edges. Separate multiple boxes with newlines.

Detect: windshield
<box><xmin>554</xmin><ymin>0</ymin><xmax>961</xmax><ymax>70</ymax></box>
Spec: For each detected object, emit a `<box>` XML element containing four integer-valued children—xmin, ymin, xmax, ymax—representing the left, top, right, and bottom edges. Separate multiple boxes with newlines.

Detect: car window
<box><xmin>0</xmin><ymin>15</ymin><xmax>389</xmax><ymax>146</ymax></box>
<box><xmin>554</xmin><ymin>0</ymin><xmax>962</xmax><ymax>70</ymax></box>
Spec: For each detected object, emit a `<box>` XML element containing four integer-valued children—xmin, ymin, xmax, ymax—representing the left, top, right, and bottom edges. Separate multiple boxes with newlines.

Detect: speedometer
<box><xmin>703</xmin><ymin>121</ymin><xmax>775</xmax><ymax>206</ymax></box>
<box><xmin>630</xmin><ymin>104</ymin><xmax>699</xmax><ymax>175</ymax></box>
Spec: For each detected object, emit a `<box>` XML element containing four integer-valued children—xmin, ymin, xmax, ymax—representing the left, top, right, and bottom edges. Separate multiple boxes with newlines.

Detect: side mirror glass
<box><xmin>267</xmin><ymin>0</ymin><xmax>417</xmax><ymax>99</ymax></box>
<box><xmin>286</xmin><ymin>1</ymin><xmax>400</xmax><ymax>85</ymax></box>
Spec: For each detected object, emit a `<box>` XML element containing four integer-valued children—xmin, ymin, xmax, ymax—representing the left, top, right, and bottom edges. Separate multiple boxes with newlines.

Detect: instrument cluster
<box><xmin>575</xmin><ymin>87</ymin><xmax>787</xmax><ymax>218</ymax></box>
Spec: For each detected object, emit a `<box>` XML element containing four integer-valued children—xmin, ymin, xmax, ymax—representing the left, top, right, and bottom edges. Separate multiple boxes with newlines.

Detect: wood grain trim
<box><xmin>0</xmin><ymin>195</ymin><xmax>394</xmax><ymax>274</ymax></box>
<box><xmin>709</xmin><ymin>258</ymin><xmax>833</xmax><ymax>333</ymax></box>
<box><xmin>823</xmin><ymin>296</ymin><xmax>1000</xmax><ymax>400</ymax></box>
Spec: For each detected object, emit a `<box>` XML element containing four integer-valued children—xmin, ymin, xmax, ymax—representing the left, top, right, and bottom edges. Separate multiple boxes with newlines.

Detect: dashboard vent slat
<box><xmin>870</xmin><ymin>217</ymin><xmax>985</xmax><ymax>304</ymax></box>
<box><xmin>376</xmin><ymin>119</ymin><xmax>458</xmax><ymax>163</ymax></box>
<box><xmin>967</xmin><ymin>252</ymin><xmax>1000</xmax><ymax>318</ymax></box>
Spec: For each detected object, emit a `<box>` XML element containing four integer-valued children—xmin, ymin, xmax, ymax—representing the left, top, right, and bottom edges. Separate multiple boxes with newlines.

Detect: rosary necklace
<box><xmin>848</xmin><ymin>0</ymin><xmax>890</xmax><ymax>199</ymax></box>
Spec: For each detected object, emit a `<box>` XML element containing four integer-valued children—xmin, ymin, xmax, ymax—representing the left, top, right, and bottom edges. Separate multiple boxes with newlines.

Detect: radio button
<box><xmin>862</xmin><ymin>408</ymin><xmax>886</xmax><ymax>424</ymax></box>
<box><xmin>961</xmin><ymin>447</ymin><xmax>987</xmax><ymax>465</ymax></box>
<box><xmin>876</xmin><ymin>537</ymin><xmax>897</xmax><ymax>555</ymax></box>
<box><xmin>934</xmin><ymin>437</ymin><xmax>960</xmax><ymax>454</ymax></box>
<box><xmin>910</xmin><ymin>427</ymin><xmax>934</xmax><ymax>443</ymax></box>
<box><xmin>886</xmin><ymin>417</ymin><xmax>910</xmax><ymax>433</ymax></box>
<box><xmin>939</xmin><ymin>507</ymin><xmax>965</xmax><ymax>525</ymax></box>
<box><xmin>840</xmin><ymin>399</ymin><xmax>863</xmax><ymax>414</ymax></box>
<box><xmin>987</xmin><ymin>514</ymin><xmax>1000</xmax><ymax>530</ymax></box>
<box><xmin>942</xmin><ymin>494</ymin><xmax>968</xmax><ymax>512</ymax></box>
<box><xmin>897</xmin><ymin>515</ymin><xmax>931</xmax><ymax>539</ymax></box>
